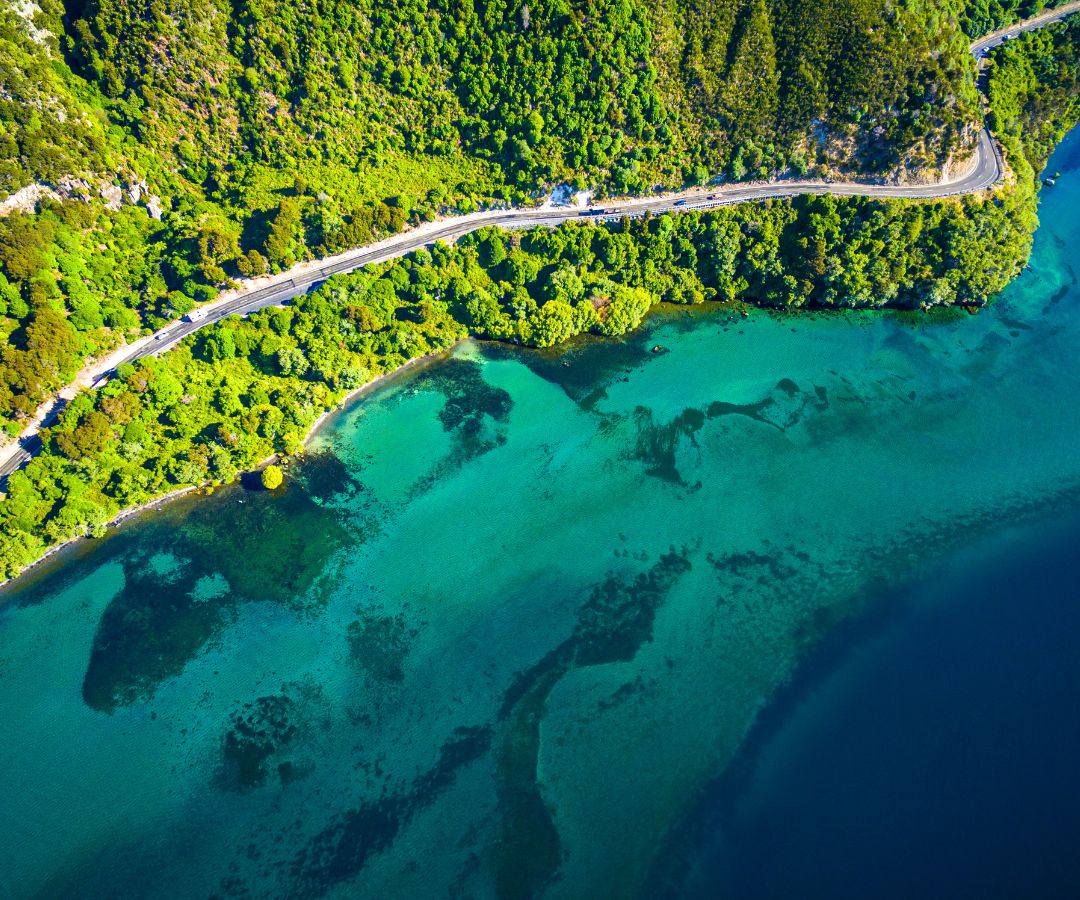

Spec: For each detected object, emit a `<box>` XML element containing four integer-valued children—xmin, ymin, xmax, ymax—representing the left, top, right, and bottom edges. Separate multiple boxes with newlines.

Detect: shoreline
<box><xmin>0</xmin><ymin>345</ymin><xmax>458</xmax><ymax>594</ymax></box>
<box><xmin>2</xmin><ymin>1</ymin><xmax>1076</xmax><ymax>479</ymax></box>
<box><xmin>299</xmin><ymin>346</ymin><xmax>458</xmax><ymax>452</ymax></box>
<box><xmin>0</xmin><ymin>249</ymin><xmax>1058</xmax><ymax>593</ymax></box>
<box><xmin>1</xmin><ymin>119</ymin><xmax>1075</xmax><ymax>591</ymax></box>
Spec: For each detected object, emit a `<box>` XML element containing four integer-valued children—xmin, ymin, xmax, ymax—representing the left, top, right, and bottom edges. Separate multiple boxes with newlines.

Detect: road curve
<box><xmin>0</xmin><ymin>6</ymin><xmax>1076</xmax><ymax>481</ymax></box>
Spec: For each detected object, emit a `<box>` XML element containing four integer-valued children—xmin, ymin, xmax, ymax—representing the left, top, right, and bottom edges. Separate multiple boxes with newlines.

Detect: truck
<box><xmin>183</xmin><ymin>307</ymin><xmax>209</xmax><ymax>323</ymax></box>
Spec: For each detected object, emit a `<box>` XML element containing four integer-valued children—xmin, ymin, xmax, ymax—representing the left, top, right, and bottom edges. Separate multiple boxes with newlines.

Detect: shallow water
<box><xmin>2</xmin><ymin>129</ymin><xmax>1079</xmax><ymax>899</ymax></box>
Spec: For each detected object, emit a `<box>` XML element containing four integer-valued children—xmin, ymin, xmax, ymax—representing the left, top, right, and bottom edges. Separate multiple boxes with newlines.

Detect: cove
<box><xmin>0</xmin><ymin>127</ymin><xmax>1079</xmax><ymax>899</ymax></box>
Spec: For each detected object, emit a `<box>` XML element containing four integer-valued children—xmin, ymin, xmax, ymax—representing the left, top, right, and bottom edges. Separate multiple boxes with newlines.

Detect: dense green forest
<box><xmin>3</xmin><ymin>12</ymin><xmax>1079</xmax><ymax>582</ymax></box>
<box><xmin>0</xmin><ymin>0</ymin><xmax>988</xmax><ymax>432</ymax></box>
<box><xmin>64</xmin><ymin>0</ymin><xmax>980</xmax><ymax>192</ymax></box>
<box><xmin>987</xmin><ymin>13</ymin><xmax>1080</xmax><ymax>167</ymax></box>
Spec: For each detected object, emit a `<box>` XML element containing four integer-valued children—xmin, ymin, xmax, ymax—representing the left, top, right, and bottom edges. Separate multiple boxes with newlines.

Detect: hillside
<box><xmin>60</xmin><ymin>0</ymin><xmax>982</xmax><ymax>196</ymax></box>
<box><xmin>0</xmin><ymin>0</ymin><xmax>1044</xmax><ymax>437</ymax></box>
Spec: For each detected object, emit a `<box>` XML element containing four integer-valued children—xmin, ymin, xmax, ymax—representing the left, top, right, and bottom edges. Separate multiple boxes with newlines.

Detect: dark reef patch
<box><xmin>178</xmin><ymin>481</ymin><xmax>350</xmax><ymax>608</ymax></box>
<box><xmin>221</xmin><ymin>694</ymin><xmax>299</xmax><ymax>790</ymax></box>
<box><xmin>347</xmin><ymin>611</ymin><xmax>415</xmax><ymax>682</ymax></box>
<box><xmin>498</xmin><ymin>641</ymin><xmax>576</xmax><ymax>721</ymax></box>
<box><xmin>492</xmin><ymin>667</ymin><xmax>564</xmax><ymax>900</ymax></box>
<box><xmin>284</xmin><ymin>725</ymin><xmax>493</xmax><ymax>899</ymax></box>
<box><xmin>629</xmin><ymin>407</ymin><xmax>703</xmax><ymax>484</ymax></box>
<box><xmin>412</xmin><ymin>724</ymin><xmax>495</xmax><ymax>810</ymax></box>
<box><xmin>217</xmin><ymin>680</ymin><xmax>329</xmax><ymax>793</ymax></box>
<box><xmin>489</xmin><ymin>550</ymin><xmax>693</xmax><ymax>898</ymax></box>
<box><xmin>574</xmin><ymin>548</ymin><xmax>693</xmax><ymax>666</ymax></box>
<box><xmin>707</xmin><ymin>549</ymin><xmax>799</xmax><ymax>585</ymax></box>
<box><xmin>81</xmin><ymin>549</ymin><xmax>234</xmax><ymax>713</ymax></box>
<box><xmin>427</xmin><ymin>358</ymin><xmax>513</xmax><ymax>432</ymax></box>
<box><xmin>706</xmin><ymin>379</ymin><xmax>826</xmax><ymax>432</ymax></box>
<box><xmin>81</xmin><ymin>483</ymin><xmax>350</xmax><ymax>712</ymax></box>
<box><xmin>596</xmin><ymin>675</ymin><xmax>650</xmax><ymax>713</ymax></box>
<box><xmin>407</xmin><ymin>358</ymin><xmax>514</xmax><ymax>495</ymax></box>
<box><xmin>706</xmin><ymin>397</ymin><xmax>778</xmax><ymax>427</ymax></box>
<box><xmin>629</xmin><ymin>385</ymin><xmax>826</xmax><ymax>484</ymax></box>
<box><xmin>482</xmin><ymin>324</ymin><xmax>657</xmax><ymax>408</ymax></box>
<box><xmin>291</xmin><ymin>796</ymin><xmax>403</xmax><ymax>895</ymax></box>
<box><xmin>298</xmin><ymin>450</ymin><xmax>367</xmax><ymax>505</ymax></box>
<box><xmin>1047</xmin><ymin>283</ymin><xmax>1070</xmax><ymax>306</ymax></box>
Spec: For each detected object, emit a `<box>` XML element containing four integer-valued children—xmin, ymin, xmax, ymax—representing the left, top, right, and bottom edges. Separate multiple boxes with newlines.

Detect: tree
<box><xmin>237</xmin><ymin>249</ymin><xmax>268</xmax><ymax>277</ymax></box>
<box><xmin>261</xmin><ymin>464</ymin><xmax>284</xmax><ymax>490</ymax></box>
<box><xmin>264</xmin><ymin>199</ymin><xmax>305</xmax><ymax>269</ymax></box>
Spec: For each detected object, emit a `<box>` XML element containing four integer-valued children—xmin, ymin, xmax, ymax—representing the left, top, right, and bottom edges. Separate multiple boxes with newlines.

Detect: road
<box><xmin>0</xmin><ymin>5</ymin><xmax>1076</xmax><ymax>481</ymax></box>
<box><xmin>970</xmin><ymin>0</ymin><xmax>1080</xmax><ymax>54</ymax></box>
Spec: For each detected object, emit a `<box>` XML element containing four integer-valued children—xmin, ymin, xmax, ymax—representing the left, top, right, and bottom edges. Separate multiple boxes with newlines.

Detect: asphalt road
<box><xmin>112</xmin><ymin>127</ymin><xmax>1004</xmax><ymax>367</ymax></box>
<box><xmin>970</xmin><ymin>0</ymin><xmax>1080</xmax><ymax>54</ymax></box>
<box><xmin>0</xmin><ymin>5</ymin><xmax>1076</xmax><ymax>481</ymax></box>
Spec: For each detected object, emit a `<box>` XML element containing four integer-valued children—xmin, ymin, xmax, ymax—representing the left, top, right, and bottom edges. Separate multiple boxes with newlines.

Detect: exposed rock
<box><xmin>11</xmin><ymin>0</ymin><xmax>50</xmax><ymax>45</ymax></box>
<box><xmin>0</xmin><ymin>183</ymin><xmax>58</xmax><ymax>216</ymax></box>
<box><xmin>99</xmin><ymin>183</ymin><xmax>123</xmax><ymax>211</ymax></box>
<box><xmin>55</xmin><ymin>176</ymin><xmax>95</xmax><ymax>202</ymax></box>
<box><xmin>1</xmin><ymin>173</ymin><xmax>164</xmax><ymax>219</ymax></box>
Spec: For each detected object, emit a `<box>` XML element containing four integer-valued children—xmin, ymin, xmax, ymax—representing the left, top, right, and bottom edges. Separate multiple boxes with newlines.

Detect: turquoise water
<box><xmin>2</xmin><ymin>129</ymin><xmax>1079</xmax><ymax>899</ymax></box>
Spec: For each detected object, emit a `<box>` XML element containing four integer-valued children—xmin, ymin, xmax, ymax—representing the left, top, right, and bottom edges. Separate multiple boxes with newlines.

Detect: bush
<box><xmin>260</xmin><ymin>464</ymin><xmax>284</xmax><ymax>490</ymax></box>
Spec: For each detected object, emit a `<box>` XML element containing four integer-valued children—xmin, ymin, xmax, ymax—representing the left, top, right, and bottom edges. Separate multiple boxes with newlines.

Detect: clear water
<box><xmin>1</xmin><ymin>129</ymin><xmax>1079</xmax><ymax>899</ymax></box>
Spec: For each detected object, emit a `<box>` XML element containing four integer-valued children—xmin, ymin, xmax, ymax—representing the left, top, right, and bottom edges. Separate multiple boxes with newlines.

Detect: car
<box><xmin>674</xmin><ymin>199</ymin><xmax>688</xmax><ymax>207</ymax></box>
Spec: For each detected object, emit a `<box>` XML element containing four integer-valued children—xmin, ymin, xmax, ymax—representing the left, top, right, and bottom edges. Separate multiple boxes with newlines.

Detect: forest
<box><xmin>0</xmin><ymin>7</ymin><xmax>1077</xmax><ymax>579</ymax></box>
<box><xmin>0</xmin><ymin>0</ymin><xmax>992</xmax><ymax>432</ymax></box>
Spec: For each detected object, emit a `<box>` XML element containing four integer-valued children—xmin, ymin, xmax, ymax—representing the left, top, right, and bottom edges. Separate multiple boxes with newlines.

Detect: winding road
<box><xmin>1</xmin><ymin>4</ymin><xmax>1077</xmax><ymax>481</ymax></box>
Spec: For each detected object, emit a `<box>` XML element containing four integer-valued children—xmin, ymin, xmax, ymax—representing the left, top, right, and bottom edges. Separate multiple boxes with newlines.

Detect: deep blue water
<box><xmin>658</xmin><ymin>513</ymin><xmax>1080</xmax><ymax>899</ymax></box>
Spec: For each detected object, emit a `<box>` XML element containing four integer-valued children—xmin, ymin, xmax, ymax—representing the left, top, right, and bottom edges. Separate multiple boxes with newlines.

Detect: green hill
<box><xmin>0</xmin><ymin>0</ymin><xmax>1059</xmax><ymax>435</ymax></box>
<box><xmin>62</xmin><ymin>0</ymin><xmax>979</xmax><ymax>199</ymax></box>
